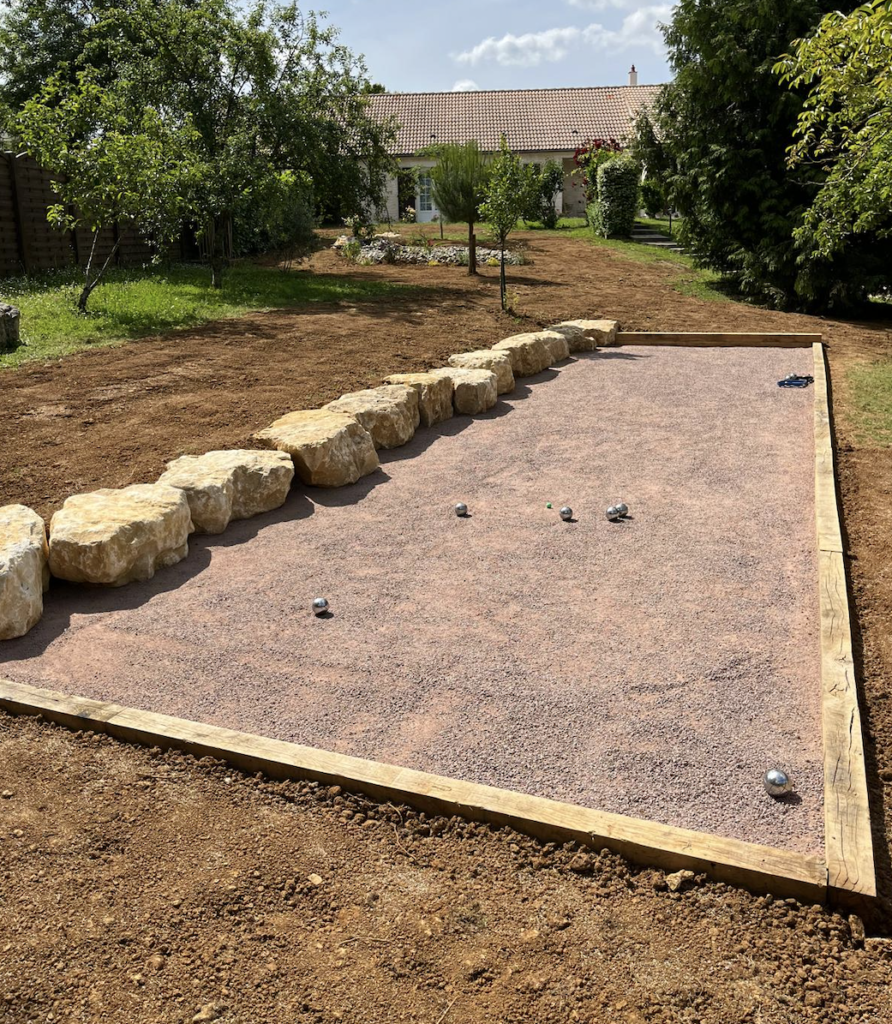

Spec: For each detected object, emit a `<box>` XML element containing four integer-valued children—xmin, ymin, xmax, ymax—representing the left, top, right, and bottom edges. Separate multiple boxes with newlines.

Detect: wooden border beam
<box><xmin>812</xmin><ymin>343</ymin><xmax>876</xmax><ymax>899</ymax></box>
<box><xmin>615</xmin><ymin>332</ymin><xmax>820</xmax><ymax>347</ymax></box>
<box><xmin>0</xmin><ymin>677</ymin><xmax>827</xmax><ymax>901</ymax></box>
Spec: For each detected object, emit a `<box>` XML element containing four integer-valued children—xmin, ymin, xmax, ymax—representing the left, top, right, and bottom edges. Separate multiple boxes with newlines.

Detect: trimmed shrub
<box><xmin>640</xmin><ymin>178</ymin><xmax>666</xmax><ymax>218</ymax></box>
<box><xmin>593</xmin><ymin>156</ymin><xmax>640</xmax><ymax>238</ymax></box>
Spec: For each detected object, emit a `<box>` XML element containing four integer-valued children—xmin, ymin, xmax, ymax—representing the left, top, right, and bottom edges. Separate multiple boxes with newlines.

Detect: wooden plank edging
<box><xmin>615</xmin><ymin>332</ymin><xmax>820</xmax><ymax>347</ymax></box>
<box><xmin>812</xmin><ymin>343</ymin><xmax>876</xmax><ymax>898</ymax></box>
<box><xmin>0</xmin><ymin>676</ymin><xmax>827</xmax><ymax>901</ymax></box>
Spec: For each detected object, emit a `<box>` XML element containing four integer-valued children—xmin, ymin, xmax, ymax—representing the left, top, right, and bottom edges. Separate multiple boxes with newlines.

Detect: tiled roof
<box><xmin>366</xmin><ymin>85</ymin><xmax>662</xmax><ymax>156</ymax></box>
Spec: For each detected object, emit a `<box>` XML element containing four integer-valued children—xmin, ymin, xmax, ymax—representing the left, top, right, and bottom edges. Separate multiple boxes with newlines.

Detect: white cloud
<box><xmin>455</xmin><ymin>26</ymin><xmax>582</xmax><ymax>68</ymax></box>
<box><xmin>454</xmin><ymin>7</ymin><xmax>671</xmax><ymax>67</ymax></box>
<box><xmin>452</xmin><ymin>79</ymin><xmax>481</xmax><ymax>91</ymax></box>
<box><xmin>568</xmin><ymin>0</ymin><xmax>633</xmax><ymax>9</ymax></box>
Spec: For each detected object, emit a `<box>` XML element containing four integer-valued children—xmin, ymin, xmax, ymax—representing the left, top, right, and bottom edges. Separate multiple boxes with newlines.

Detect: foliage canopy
<box><xmin>428</xmin><ymin>141</ymin><xmax>490</xmax><ymax>274</ymax></box>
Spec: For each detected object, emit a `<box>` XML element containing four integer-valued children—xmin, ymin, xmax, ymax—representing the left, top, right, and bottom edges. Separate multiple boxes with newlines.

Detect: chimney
<box><xmin>629</xmin><ymin>65</ymin><xmax>638</xmax><ymax>87</ymax></box>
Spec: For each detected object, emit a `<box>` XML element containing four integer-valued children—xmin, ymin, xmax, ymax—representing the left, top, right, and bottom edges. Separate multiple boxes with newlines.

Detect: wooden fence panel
<box><xmin>0</xmin><ymin>152</ymin><xmax>179</xmax><ymax>277</ymax></box>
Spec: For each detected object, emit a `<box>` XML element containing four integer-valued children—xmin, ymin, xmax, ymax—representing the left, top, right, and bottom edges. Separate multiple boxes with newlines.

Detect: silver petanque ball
<box><xmin>312</xmin><ymin>597</ymin><xmax>329</xmax><ymax>617</ymax></box>
<box><xmin>763</xmin><ymin>768</ymin><xmax>793</xmax><ymax>797</ymax></box>
<box><xmin>455</xmin><ymin>502</ymin><xmax>468</xmax><ymax>517</ymax></box>
<box><xmin>606</xmin><ymin>505</ymin><xmax>621</xmax><ymax>521</ymax></box>
<box><xmin>615</xmin><ymin>502</ymin><xmax>629</xmax><ymax>516</ymax></box>
<box><xmin>560</xmin><ymin>506</ymin><xmax>573</xmax><ymax>521</ymax></box>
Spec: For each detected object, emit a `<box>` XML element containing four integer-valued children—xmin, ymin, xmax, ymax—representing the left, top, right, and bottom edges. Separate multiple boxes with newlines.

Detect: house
<box><xmin>365</xmin><ymin>68</ymin><xmax>662</xmax><ymax>223</ymax></box>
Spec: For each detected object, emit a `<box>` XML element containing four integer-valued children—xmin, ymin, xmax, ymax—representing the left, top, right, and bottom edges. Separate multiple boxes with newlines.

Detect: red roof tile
<box><xmin>366</xmin><ymin>85</ymin><xmax>662</xmax><ymax>156</ymax></box>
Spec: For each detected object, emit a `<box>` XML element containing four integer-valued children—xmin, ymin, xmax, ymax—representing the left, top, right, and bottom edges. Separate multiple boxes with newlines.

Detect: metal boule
<box><xmin>455</xmin><ymin>502</ymin><xmax>468</xmax><ymax>517</ymax></box>
<box><xmin>763</xmin><ymin>768</ymin><xmax>793</xmax><ymax>797</ymax></box>
<box><xmin>560</xmin><ymin>506</ymin><xmax>573</xmax><ymax>521</ymax></box>
<box><xmin>312</xmin><ymin>597</ymin><xmax>330</xmax><ymax>617</ymax></box>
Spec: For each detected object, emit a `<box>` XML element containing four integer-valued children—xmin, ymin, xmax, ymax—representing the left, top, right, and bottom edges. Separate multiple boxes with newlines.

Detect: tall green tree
<box><xmin>480</xmin><ymin>136</ymin><xmax>526</xmax><ymax>311</ymax></box>
<box><xmin>635</xmin><ymin>0</ymin><xmax>866</xmax><ymax>309</ymax></box>
<box><xmin>427</xmin><ymin>140</ymin><xmax>489</xmax><ymax>274</ymax></box>
<box><xmin>776</xmin><ymin>1</ymin><xmax>892</xmax><ymax>270</ymax></box>
<box><xmin>17</xmin><ymin>67</ymin><xmax>200</xmax><ymax>311</ymax></box>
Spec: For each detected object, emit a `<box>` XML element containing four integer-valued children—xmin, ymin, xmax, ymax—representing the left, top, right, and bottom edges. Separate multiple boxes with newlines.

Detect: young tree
<box><xmin>776</xmin><ymin>1</ymin><xmax>892</xmax><ymax>268</ymax></box>
<box><xmin>479</xmin><ymin>136</ymin><xmax>526</xmax><ymax>311</ymax></box>
<box><xmin>635</xmin><ymin>0</ymin><xmax>866</xmax><ymax>309</ymax></box>
<box><xmin>521</xmin><ymin>160</ymin><xmax>564</xmax><ymax>229</ymax></box>
<box><xmin>17</xmin><ymin>67</ymin><xmax>199</xmax><ymax>311</ymax></box>
<box><xmin>427</xmin><ymin>141</ymin><xmax>490</xmax><ymax>274</ymax></box>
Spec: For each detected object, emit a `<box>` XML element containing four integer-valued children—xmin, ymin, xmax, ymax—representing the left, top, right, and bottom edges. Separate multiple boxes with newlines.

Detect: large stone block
<box><xmin>491</xmin><ymin>333</ymin><xmax>552</xmax><ymax>376</ymax></box>
<box><xmin>253</xmin><ymin>410</ymin><xmax>379</xmax><ymax>488</ymax></box>
<box><xmin>447</xmin><ymin>351</ymin><xmax>515</xmax><ymax>395</ymax></box>
<box><xmin>383</xmin><ymin>373</ymin><xmax>454</xmax><ymax>427</ymax></box>
<box><xmin>0</xmin><ymin>505</ymin><xmax>49</xmax><ymax>640</ymax></box>
<box><xmin>158</xmin><ymin>449</ymin><xmax>294</xmax><ymax>534</ymax></box>
<box><xmin>325</xmin><ymin>385</ymin><xmax>420</xmax><ymax>449</ymax></box>
<box><xmin>428</xmin><ymin>368</ymin><xmax>498</xmax><ymax>415</ymax></box>
<box><xmin>539</xmin><ymin>330</ymin><xmax>571</xmax><ymax>364</ymax></box>
<box><xmin>49</xmin><ymin>484</ymin><xmax>193</xmax><ymax>587</ymax></box>
<box><xmin>550</xmin><ymin>319</ymin><xmax>619</xmax><ymax>352</ymax></box>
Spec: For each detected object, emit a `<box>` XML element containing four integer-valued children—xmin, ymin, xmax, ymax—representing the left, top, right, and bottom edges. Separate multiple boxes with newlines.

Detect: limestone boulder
<box><xmin>253</xmin><ymin>410</ymin><xmax>379</xmax><ymax>488</ymax></box>
<box><xmin>538</xmin><ymin>330</ymin><xmax>571</xmax><ymax>365</ymax></box>
<box><xmin>159</xmin><ymin>449</ymin><xmax>294</xmax><ymax>534</ymax></box>
<box><xmin>325</xmin><ymin>385</ymin><xmax>420</xmax><ymax>449</ymax></box>
<box><xmin>492</xmin><ymin>333</ymin><xmax>552</xmax><ymax>376</ymax></box>
<box><xmin>0</xmin><ymin>505</ymin><xmax>49</xmax><ymax>640</ymax></box>
<box><xmin>383</xmin><ymin>373</ymin><xmax>454</xmax><ymax>427</ymax></box>
<box><xmin>48</xmin><ymin>484</ymin><xmax>193</xmax><ymax>587</ymax></box>
<box><xmin>550</xmin><ymin>319</ymin><xmax>619</xmax><ymax>352</ymax></box>
<box><xmin>447</xmin><ymin>351</ymin><xmax>515</xmax><ymax>395</ymax></box>
<box><xmin>428</xmin><ymin>367</ymin><xmax>498</xmax><ymax>415</ymax></box>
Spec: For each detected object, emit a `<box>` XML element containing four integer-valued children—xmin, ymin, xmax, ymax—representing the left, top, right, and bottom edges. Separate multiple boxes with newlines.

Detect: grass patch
<box><xmin>1</xmin><ymin>261</ymin><xmax>411</xmax><ymax>369</ymax></box>
<box><xmin>848</xmin><ymin>359</ymin><xmax>892</xmax><ymax>446</ymax></box>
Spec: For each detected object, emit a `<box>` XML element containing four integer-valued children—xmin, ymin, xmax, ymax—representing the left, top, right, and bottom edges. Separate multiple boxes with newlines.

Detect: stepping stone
<box><xmin>383</xmin><ymin>373</ymin><xmax>454</xmax><ymax>427</ymax></box>
<box><xmin>428</xmin><ymin>368</ymin><xmax>498</xmax><ymax>415</ymax></box>
<box><xmin>49</xmin><ymin>484</ymin><xmax>193</xmax><ymax>587</ymax></box>
<box><xmin>0</xmin><ymin>504</ymin><xmax>49</xmax><ymax>640</ymax></box>
<box><xmin>253</xmin><ymin>410</ymin><xmax>379</xmax><ymax>488</ymax></box>
<box><xmin>550</xmin><ymin>319</ymin><xmax>619</xmax><ymax>352</ymax></box>
<box><xmin>447</xmin><ymin>350</ymin><xmax>515</xmax><ymax>395</ymax></box>
<box><xmin>158</xmin><ymin>450</ymin><xmax>294</xmax><ymax>534</ymax></box>
<box><xmin>325</xmin><ymin>385</ymin><xmax>420</xmax><ymax>449</ymax></box>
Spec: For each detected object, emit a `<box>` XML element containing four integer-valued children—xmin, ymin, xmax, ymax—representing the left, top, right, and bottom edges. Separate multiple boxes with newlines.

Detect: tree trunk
<box><xmin>467</xmin><ymin>223</ymin><xmax>477</xmax><ymax>275</ymax></box>
<box><xmin>499</xmin><ymin>247</ymin><xmax>507</xmax><ymax>311</ymax></box>
<box><xmin>77</xmin><ymin>282</ymin><xmax>96</xmax><ymax>313</ymax></box>
<box><xmin>210</xmin><ymin>257</ymin><xmax>224</xmax><ymax>289</ymax></box>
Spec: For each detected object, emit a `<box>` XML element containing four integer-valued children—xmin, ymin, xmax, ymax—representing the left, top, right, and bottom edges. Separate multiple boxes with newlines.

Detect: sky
<box><xmin>319</xmin><ymin>1</ymin><xmax>674</xmax><ymax>92</ymax></box>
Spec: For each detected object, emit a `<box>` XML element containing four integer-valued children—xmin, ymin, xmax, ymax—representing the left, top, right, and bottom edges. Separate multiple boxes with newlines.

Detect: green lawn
<box><xmin>848</xmin><ymin>359</ymin><xmax>892</xmax><ymax>446</ymax></box>
<box><xmin>1</xmin><ymin>261</ymin><xmax>411</xmax><ymax>368</ymax></box>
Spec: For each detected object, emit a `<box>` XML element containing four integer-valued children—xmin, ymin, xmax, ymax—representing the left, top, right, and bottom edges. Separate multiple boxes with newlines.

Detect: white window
<box><xmin>418</xmin><ymin>172</ymin><xmax>433</xmax><ymax>213</ymax></box>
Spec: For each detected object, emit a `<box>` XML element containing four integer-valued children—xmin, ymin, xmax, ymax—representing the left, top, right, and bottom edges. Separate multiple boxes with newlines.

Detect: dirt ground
<box><xmin>3</xmin><ymin>232</ymin><xmax>892</xmax><ymax>1020</ymax></box>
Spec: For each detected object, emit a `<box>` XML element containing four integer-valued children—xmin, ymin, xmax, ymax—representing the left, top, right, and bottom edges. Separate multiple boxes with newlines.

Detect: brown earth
<box><xmin>2</xmin><ymin>231</ymin><xmax>892</xmax><ymax>1021</ymax></box>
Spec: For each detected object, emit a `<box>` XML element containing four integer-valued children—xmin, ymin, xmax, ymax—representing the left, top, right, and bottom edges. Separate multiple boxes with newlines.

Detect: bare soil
<box><xmin>3</xmin><ymin>232</ymin><xmax>892</xmax><ymax>1021</ymax></box>
<box><xmin>4</xmin><ymin>347</ymin><xmax>824</xmax><ymax>853</ymax></box>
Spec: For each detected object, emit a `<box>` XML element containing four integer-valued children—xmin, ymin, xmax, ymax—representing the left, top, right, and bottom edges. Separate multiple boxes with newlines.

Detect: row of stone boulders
<box><xmin>0</xmin><ymin>317</ymin><xmax>618</xmax><ymax>640</ymax></box>
<box><xmin>332</xmin><ymin>236</ymin><xmax>525</xmax><ymax>267</ymax></box>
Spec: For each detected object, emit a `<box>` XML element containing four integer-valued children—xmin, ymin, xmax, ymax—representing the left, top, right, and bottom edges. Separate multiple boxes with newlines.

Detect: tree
<box><xmin>17</xmin><ymin>67</ymin><xmax>199</xmax><ymax>311</ymax></box>
<box><xmin>521</xmin><ymin>160</ymin><xmax>564</xmax><ymax>229</ymax></box>
<box><xmin>635</xmin><ymin>0</ymin><xmax>867</xmax><ymax>309</ymax></box>
<box><xmin>479</xmin><ymin>136</ymin><xmax>526</xmax><ymax>311</ymax></box>
<box><xmin>591</xmin><ymin>156</ymin><xmax>640</xmax><ymax>238</ymax></box>
<box><xmin>427</xmin><ymin>141</ymin><xmax>490</xmax><ymax>274</ymax></box>
<box><xmin>88</xmin><ymin>0</ymin><xmax>396</xmax><ymax>287</ymax></box>
<box><xmin>10</xmin><ymin>1</ymin><xmax>396</xmax><ymax>288</ymax></box>
<box><xmin>776</xmin><ymin>1</ymin><xmax>892</xmax><ymax>265</ymax></box>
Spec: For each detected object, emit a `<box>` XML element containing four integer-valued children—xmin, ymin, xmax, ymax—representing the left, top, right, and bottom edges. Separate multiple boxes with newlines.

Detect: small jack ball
<box><xmin>560</xmin><ymin>506</ymin><xmax>573</xmax><ymax>521</ymax></box>
<box><xmin>455</xmin><ymin>502</ymin><xmax>468</xmax><ymax>517</ymax></box>
<box><xmin>606</xmin><ymin>506</ymin><xmax>621</xmax><ymax>521</ymax></box>
<box><xmin>763</xmin><ymin>768</ymin><xmax>793</xmax><ymax>797</ymax></box>
<box><xmin>615</xmin><ymin>502</ymin><xmax>629</xmax><ymax>516</ymax></box>
<box><xmin>312</xmin><ymin>597</ymin><xmax>329</xmax><ymax>617</ymax></box>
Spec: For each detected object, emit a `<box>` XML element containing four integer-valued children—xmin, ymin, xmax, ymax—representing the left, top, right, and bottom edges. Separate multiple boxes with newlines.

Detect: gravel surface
<box><xmin>1</xmin><ymin>346</ymin><xmax>822</xmax><ymax>853</ymax></box>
